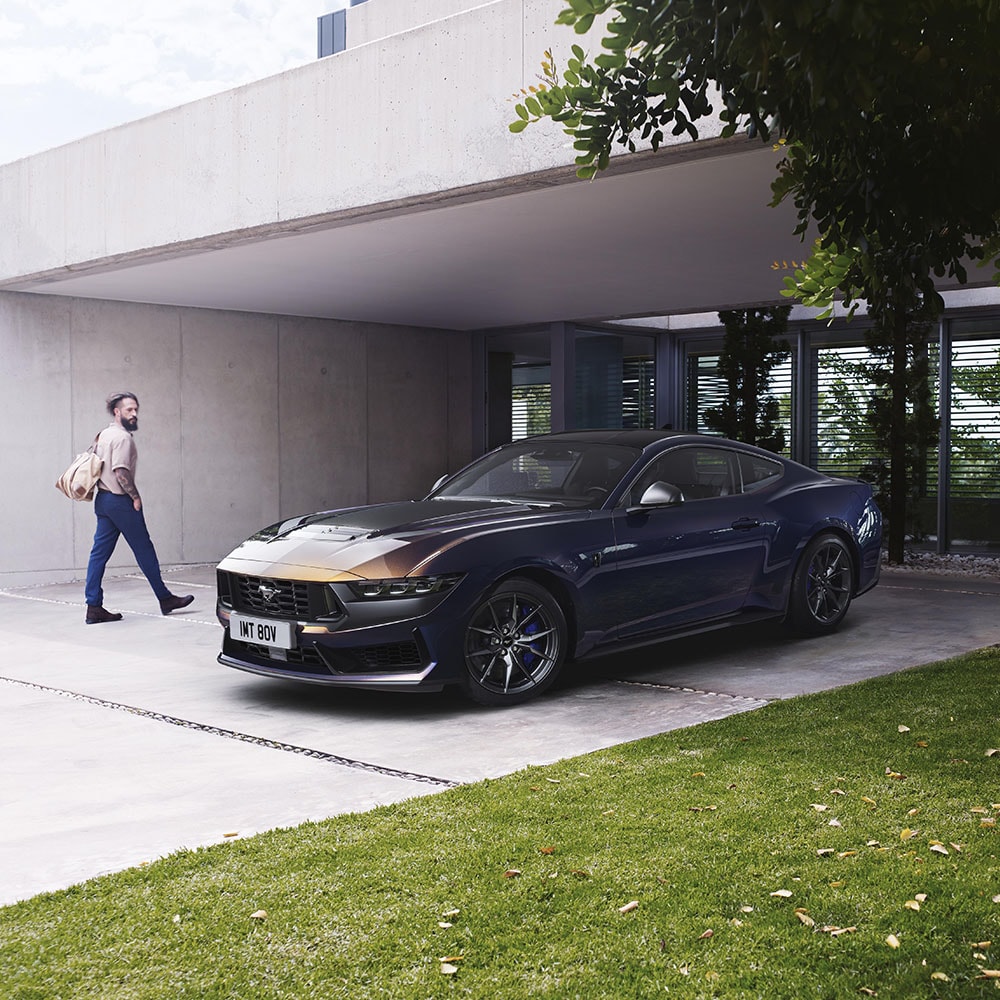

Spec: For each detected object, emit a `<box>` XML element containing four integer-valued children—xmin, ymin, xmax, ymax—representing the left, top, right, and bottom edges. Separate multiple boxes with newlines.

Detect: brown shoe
<box><xmin>160</xmin><ymin>593</ymin><xmax>194</xmax><ymax>615</ymax></box>
<box><xmin>86</xmin><ymin>605</ymin><xmax>123</xmax><ymax>624</ymax></box>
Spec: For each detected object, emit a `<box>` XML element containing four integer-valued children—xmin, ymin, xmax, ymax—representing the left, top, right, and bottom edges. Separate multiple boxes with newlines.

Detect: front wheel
<box><xmin>786</xmin><ymin>533</ymin><xmax>855</xmax><ymax>635</ymax></box>
<box><xmin>460</xmin><ymin>577</ymin><xmax>567</xmax><ymax>706</ymax></box>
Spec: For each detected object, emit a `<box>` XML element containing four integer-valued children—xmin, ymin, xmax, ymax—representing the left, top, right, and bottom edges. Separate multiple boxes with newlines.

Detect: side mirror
<box><xmin>430</xmin><ymin>474</ymin><xmax>449</xmax><ymax>494</ymax></box>
<box><xmin>635</xmin><ymin>481</ymin><xmax>684</xmax><ymax>509</ymax></box>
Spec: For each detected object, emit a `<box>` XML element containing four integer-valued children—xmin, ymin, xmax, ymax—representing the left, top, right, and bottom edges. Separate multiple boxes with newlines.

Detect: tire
<box><xmin>786</xmin><ymin>533</ymin><xmax>855</xmax><ymax>635</ymax></box>
<box><xmin>460</xmin><ymin>577</ymin><xmax>568</xmax><ymax>706</ymax></box>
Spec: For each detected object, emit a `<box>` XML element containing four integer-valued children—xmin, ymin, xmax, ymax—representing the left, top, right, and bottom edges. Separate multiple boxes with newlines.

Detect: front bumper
<box><xmin>215</xmin><ymin>569</ymin><xmax>467</xmax><ymax>691</ymax></box>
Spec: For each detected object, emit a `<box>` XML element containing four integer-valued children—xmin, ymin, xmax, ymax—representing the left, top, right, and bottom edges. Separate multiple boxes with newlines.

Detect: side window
<box><xmin>739</xmin><ymin>453</ymin><xmax>783</xmax><ymax>493</ymax></box>
<box><xmin>626</xmin><ymin>447</ymin><xmax>737</xmax><ymax>504</ymax></box>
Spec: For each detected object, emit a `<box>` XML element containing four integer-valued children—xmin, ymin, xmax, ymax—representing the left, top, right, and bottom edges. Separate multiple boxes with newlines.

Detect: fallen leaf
<box><xmin>172</xmin><ymin>914</ymin><xmax>181</xmax><ymax>924</ymax></box>
<box><xmin>981</xmin><ymin>817</ymin><xmax>997</xmax><ymax>827</ymax></box>
<box><xmin>930</xmin><ymin>844</ymin><xmax>949</xmax><ymax>856</ymax></box>
<box><xmin>539</xmin><ymin>846</ymin><xmax>556</xmax><ymax>855</ymax></box>
<box><xmin>930</xmin><ymin>972</ymin><xmax>950</xmax><ymax>982</ymax></box>
<box><xmin>829</xmin><ymin>819</ymin><xmax>842</xmax><ymax>827</ymax></box>
<box><xmin>994</xmin><ymin>895</ymin><xmax>1000</xmax><ymax>904</ymax></box>
<box><xmin>986</xmin><ymin>749</ymin><xmax>1000</xmax><ymax>758</ymax></box>
<box><xmin>740</xmin><ymin>905</ymin><xmax>754</xmax><ymax>913</ymax></box>
<box><xmin>905</xmin><ymin>900</ymin><xmax>921</xmax><ymax>911</ymax></box>
<box><xmin>978</xmin><ymin>969</ymin><xmax>1000</xmax><ymax>979</ymax></box>
<box><xmin>862</xmin><ymin>796</ymin><xmax>878</xmax><ymax>807</ymax></box>
<box><xmin>731</xmin><ymin>918</ymin><xmax>744</xmax><ymax>927</ymax></box>
<box><xmin>770</xmin><ymin>890</ymin><xmax>793</xmax><ymax>898</ymax></box>
<box><xmin>438</xmin><ymin>921</ymin><xmax>453</xmax><ymax>928</ymax></box>
<box><xmin>867</xmin><ymin>840</ymin><xmax>881</xmax><ymax>847</ymax></box>
<box><xmin>503</xmin><ymin>869</ymin><xmax>521</xmax><ymax>878</ymax></box>
<box><xmin>546</xmin><ymin>777</ymin><xmax>561</xmax><ymax>783</ymax></box>
<box><xmin>824</xmin><ymin>925</ymin><xmax>857</xmax><ymax>936</ymax></box>
<box><xmin>223</xmin><ymin>831</ymin><xmax>239</xmax><ymax>838</ymax></box>
<box><xmin>886</xmin><ymin>768</ymin><xmax>907</xmax><ymax>780</ymax></box>
<box><xmin>250</xmin><ymin>910</ymin><xmax>267</xmax><ymax>920</ymax></box>
<box><xmin>698</xmin><ymin>928</ymin><xmax>714</xmax><ymax>939</ymax></box>
<box><xmin>837</xmin><ymin>850</ymin><xmax>857</xmax><ymax>859</ymax></box>
<box><xmin>570</xmin><ymin>869</ymin><xmax>591</xmax><ymax>879</ymax></box>
<box><xmin>859</xmin><ymin>987</ymin><xmax>877</xmax><ymax>995</ymax></box>
<box><xmin>438</xmin><ymin>955</ymin><xmax>463</xmax><ymax>963</ymax></box>
<box><xmin>601</xmin><ymin>809</ymin><xmax>616</xmax><ymax>815</ymax></box>
<box><xmin>619</xmin><ymin>900</ymin><xmax>639</xmax><ymax>914</ymax></box>
<box><xmin>972</xmin><ymin>941</ymin><xmax>993</xmax><ymax>949</ymax></box>
<box><xmin>971</xmin><ymin>807</ymin><xmax>990</xmax><ymax>815</ymax></box>
<box><xmin>898</xmin><ymin>725</ymin><xmax>911</xmax><ymax>733</ymax></box>
<box><xmin>907</xmin><ymin>808</ymin><xmax>920</xmax><ymax>817</ymax></box>
<box><xmin>440</xmin><ymin>962</ymin><xmax>459</xmax><ymax>975</ymax></box>
<box><xmin>795</xmin><ymin>909</ymin><xmax>815</xmax><ymax>927</ymax></box>
<box><xmin>915</xmin><ymin>893</ymin><xmax>928</xmax><ymax>902</ymax></box>
<box><xmin>811</xmin><ymin>803</ymin><xmax>829</xmax><ymax>812</ymax></box>
<box><xmin>831</xmin><ymin>788</ymin><xmax>846</xmax><ymax>796</ymax></box>
<box><xmin>691</xmin><ymin>771</ymin><xmax>706</xmax><ymax>778</ymax></box>
<box><xmin>886</xmin><ymin>933</ymin><xmax>901</xmax><ymax>949</ymax></box>
<box><xmin>915</xmin><ymin>741</ymin><xmax>929</xmax><ymax>748</ymax></box>
<box><xmin>900</xmin><ymin>827</ymin><xmax>920</xmax><ymax>841</ymax></box>
<box><xmin>817</xmin><ymin>848</ymin><xmax>835</xmax><ymax>857</ymax></box>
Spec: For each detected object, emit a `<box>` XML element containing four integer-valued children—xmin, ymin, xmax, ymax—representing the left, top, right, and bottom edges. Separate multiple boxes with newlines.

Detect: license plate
<box><xmin>229</xmin><ymin>612</ymin><xmax>296</xmax><ymax>649</ymax></box>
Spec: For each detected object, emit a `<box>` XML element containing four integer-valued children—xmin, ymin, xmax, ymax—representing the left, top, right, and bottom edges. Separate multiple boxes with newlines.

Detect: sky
<box><xmin>0</xmin><ymin>0</ymin><xmax>346</xmax><ymax>165</ymax></box>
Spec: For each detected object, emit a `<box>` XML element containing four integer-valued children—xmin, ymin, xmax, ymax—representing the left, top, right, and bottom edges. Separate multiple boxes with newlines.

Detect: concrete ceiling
<box><xmin>11</xmin><ymin>142</ymin><xmax>821</xmax><ymax>331</ymax></box>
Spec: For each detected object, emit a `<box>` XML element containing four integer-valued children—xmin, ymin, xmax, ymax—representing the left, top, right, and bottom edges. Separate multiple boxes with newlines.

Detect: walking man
<box><xmin>84</xmin><ymin>392</ymin><xmax>194</xmax><ymax>624</ymax></box>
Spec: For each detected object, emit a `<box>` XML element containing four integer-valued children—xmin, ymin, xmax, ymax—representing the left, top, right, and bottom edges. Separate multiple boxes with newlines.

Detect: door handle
<box><xmin>731</xmin><ymin>517</ymin><xmax>760</xmax><ymax>531</ymax></box>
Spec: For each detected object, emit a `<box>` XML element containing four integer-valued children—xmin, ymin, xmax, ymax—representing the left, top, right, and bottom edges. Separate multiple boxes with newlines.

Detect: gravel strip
<box><xmin>882</xmin><ymin>550</ymin><xmax>1000</xmax><ymax>579</ymax></box>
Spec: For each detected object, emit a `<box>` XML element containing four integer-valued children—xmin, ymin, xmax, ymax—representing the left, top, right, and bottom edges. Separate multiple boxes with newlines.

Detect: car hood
<box><xmin>217</xmin><ymin>499</ymin><xmax>580</xmax><ymax>581</ymax></box>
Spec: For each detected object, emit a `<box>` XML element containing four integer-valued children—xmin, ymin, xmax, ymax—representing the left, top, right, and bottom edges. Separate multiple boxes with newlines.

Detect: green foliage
<box><xmin>3</xmin><ymin>649</ymin><xmax>1000</xmax><ymax>996</ymax></box>
<box><xmin>515</xmin><ymin>0</ymin><xmax>1000</xmax><ymax>288</ymax></box>
<box><xmin>703</xmin><ymin>306</ymin><xmax>791</xmax><ymax>452</ymax></box>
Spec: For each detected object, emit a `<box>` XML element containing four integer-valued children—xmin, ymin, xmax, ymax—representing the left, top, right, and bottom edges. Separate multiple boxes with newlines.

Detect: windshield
<box><xmin>433</xmin><ymin>441</ymin><xmax>640</xmax><ymax>508</ymax></box>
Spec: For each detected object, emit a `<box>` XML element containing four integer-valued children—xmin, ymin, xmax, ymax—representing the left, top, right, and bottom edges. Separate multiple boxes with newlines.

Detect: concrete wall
<box><xmin>0</xmin><ymin>0</ymin><xmax>581</xmax><ymax>284</ymax></box>
<box><xmin>0</xmin><ymin>291</ymin><xmax>475</xmax><ymax>588</ymax></box>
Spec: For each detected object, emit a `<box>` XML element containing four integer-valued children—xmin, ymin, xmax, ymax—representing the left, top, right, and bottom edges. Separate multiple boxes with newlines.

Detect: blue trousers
<box><xmin>85</xmin><ymin>490</ymin><xmax>170</xmax><ymax>606</ymax></box>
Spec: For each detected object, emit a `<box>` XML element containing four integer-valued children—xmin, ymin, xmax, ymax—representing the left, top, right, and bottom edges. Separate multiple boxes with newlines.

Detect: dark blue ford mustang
<box><xmin>216</xmin><ymin>430</ymin><xmax>881</xmax><ymax>705</ymax></box>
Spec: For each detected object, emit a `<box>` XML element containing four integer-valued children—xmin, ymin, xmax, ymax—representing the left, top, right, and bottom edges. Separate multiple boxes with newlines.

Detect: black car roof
<box><xmin>521</xmin><ymin>429</ymin><xmax>709</xmax><ymax>449</ymax></box>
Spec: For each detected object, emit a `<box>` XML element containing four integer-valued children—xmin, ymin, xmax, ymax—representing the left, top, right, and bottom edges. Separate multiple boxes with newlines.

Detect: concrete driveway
<box><xmin>2</xmin><ymin>565</ymin><xmax>998</xmax><ymax>907</ymax></box>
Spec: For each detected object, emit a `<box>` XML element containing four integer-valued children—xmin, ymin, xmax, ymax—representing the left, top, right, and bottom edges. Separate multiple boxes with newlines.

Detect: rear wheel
<box><xmin>460</xmin><ymin>577</ymin><xmax>567</xmax><ymax>706</ymax></box>
<box><xmin>786</xmin><ymin>533</ymin><xmax>855</xmax><ymax>635</ymax></box>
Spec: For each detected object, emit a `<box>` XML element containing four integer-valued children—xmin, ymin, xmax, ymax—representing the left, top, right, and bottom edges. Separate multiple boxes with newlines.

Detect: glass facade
<box><xmin>487</xmin><ymin>314</ymin><xmax>1000</xmax><ymax>554</ymax></box>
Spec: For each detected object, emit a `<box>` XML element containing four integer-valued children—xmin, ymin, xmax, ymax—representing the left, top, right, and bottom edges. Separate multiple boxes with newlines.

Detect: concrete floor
<box><xmin>2</xmin><ymin>564</ymin><xmax>998</xmax><ymax>907</ymax></box>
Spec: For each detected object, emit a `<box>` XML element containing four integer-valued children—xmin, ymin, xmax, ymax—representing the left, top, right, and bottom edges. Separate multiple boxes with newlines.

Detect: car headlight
<box><xmin>346</xmin><ymin>574</ymin><xmax>463</xmax><ymax>600</ymax></box>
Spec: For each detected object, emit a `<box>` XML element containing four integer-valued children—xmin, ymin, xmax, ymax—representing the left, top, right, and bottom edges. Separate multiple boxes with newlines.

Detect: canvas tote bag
<box><xmin>55</xmin><ymin>435</ymin><xmax>103</xmax><ymax>501</ymax></box>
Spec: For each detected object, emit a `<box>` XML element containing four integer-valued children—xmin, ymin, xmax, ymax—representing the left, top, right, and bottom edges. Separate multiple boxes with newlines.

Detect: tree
<box><xmin>512</xmin><ymin>0</ymin><xmax>1000</xmax><ymax>562</ymax></box>
<box><xmin>858</xmin><ymin>312</ymin><xmax>939</xmax><ymax>544</ymax></box>
<box><xmin>702</xmin><ymin>306</ymin><xmax>791</xmax><ymax>452</ymax></box>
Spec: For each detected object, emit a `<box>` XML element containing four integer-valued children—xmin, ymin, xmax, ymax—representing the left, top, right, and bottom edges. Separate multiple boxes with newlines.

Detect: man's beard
<box><xmin>122</xmin><ymin>417</ymin><xmax>138</xmax><ymax>432</ymax></box>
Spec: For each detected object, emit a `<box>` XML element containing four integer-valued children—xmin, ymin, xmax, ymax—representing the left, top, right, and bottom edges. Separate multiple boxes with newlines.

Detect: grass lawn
<box><xmin>3</xmin><ymin>646</ymin><xmax>999</xmax><ymax>999</ymax></box>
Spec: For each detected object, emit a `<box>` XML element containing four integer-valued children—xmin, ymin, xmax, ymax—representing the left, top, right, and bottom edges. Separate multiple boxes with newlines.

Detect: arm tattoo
<box><xmin>115</xmin><ymin>468</ymin><xmax>141</xmax><ymax>503</ymax></box>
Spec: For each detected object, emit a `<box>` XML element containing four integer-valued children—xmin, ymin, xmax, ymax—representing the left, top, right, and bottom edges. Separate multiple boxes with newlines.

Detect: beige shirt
<box><xmin>95</xmin><ymin>422</ymin><xmax>137</xmax><ymax>494</ymax></box>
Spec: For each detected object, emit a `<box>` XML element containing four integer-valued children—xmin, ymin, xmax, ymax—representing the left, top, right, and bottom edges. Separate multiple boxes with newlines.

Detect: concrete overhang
<box><xmin>1</xmin><ymin>139</ymin><xmax>820</xmax><ymax>331</ymax></box>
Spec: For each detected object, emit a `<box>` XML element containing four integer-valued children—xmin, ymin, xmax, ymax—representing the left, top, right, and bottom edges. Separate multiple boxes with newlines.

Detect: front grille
<box><xmin>227</xmin><ymin>573</ymin><xmax>341</xmax><ymax>621</ymax></box>
<box><xmin>227</xmin><ymin>635</ymin><xmax>332</xmax><ymax>676</ymax></box>
<box><xmin>319</xmin><ymin>641</ymin><xmax>425</xmax><ymax>675</ymax></box>
<box><xmin>236</xmin><ymin>575</ymin><xmax>310</xmax><ymax>617</ymax></box>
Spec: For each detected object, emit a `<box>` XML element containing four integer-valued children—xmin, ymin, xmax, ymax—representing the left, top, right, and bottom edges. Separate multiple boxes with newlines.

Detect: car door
<box><xmin>608</xmin><ymin>445</ymin><xmax>772</xmax><ymax>640</ymax></box>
